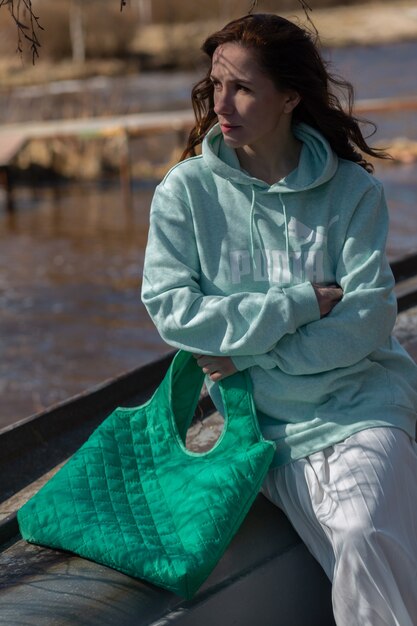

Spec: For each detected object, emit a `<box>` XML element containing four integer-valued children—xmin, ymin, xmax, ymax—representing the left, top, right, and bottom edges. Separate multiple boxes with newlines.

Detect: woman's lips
<box><xmin>220</xmin><ymin>123</ymin><xmax>241</xmax><ymax>134</ymax></box>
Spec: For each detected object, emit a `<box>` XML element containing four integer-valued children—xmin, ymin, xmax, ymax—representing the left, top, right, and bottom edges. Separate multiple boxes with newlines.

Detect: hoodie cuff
<box><xmin>231</xmin><ymin>355</ymin><xmax>256</xmax><ymax>371</ymax></box>
<box><xmin>233</xmin><ymin>353</ymin><xmax>279</xmax><ymax>371</ymax></box>
<box><xmin>282</xmin><ymin>281</ymin><xmax>321</xmax><ymax>329</ymax></box>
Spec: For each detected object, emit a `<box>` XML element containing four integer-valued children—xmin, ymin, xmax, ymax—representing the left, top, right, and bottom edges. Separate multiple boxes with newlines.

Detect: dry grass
<box><xmin>0</xmin><ymin>57</ymin><xmax>139</xmax><ymax>89</ymax></box>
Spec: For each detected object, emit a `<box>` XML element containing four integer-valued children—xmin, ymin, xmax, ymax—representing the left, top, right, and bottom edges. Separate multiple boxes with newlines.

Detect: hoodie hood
<box><xmin>202</xmin><ymin>122</ymin><xmax>339</xmax><ymax>270</ymax></box>
<box><xmin>202</xmin><ymin>122</ymin><xmax>338</xmax><ymax>192</ymax></box>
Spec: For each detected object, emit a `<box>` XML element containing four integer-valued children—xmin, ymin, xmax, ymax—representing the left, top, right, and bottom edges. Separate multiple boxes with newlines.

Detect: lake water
<box><xmin>0</xmin><ymin>40</ymin><xmax>416</xmax><ymax>429</ymax></box>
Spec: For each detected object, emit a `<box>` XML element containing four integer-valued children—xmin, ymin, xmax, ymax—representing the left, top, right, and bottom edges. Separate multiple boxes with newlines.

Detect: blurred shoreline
<box><xmin>0</xmin><ymin>1</ymin><xmax>417</xmax><ymax>89</ymax></box>
<box><xmin>2</xmin><ymin>38</ymin><xmax>417</xmax><ymax>186</ymax></box>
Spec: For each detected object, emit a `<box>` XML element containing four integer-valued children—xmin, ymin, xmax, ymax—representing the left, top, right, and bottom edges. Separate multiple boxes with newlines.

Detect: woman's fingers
<box><xmin>192</xmin><ymin>354</ymin><xmax>238</xmax><ymax>380</ymax></box>
<box><xmin>312</xmin><ymin>283</ymin><xmax>343</xmax><ymax>317</ymax></box>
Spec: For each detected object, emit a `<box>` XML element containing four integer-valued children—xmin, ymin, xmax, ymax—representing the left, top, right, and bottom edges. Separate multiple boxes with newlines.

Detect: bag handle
<box><xmin>164</xmin><ymin>350</ymin><xmax>264</xmax><ymax>449</ymax></box>
<box><xmin>217</xmin><ymin>365</ymin><xmax>264</xmax><ymax>447</ymax></box>
<box><xmin>170</xmin><ymin>350</ymin><xmax>206</xmax><ymax>440</ymax></box>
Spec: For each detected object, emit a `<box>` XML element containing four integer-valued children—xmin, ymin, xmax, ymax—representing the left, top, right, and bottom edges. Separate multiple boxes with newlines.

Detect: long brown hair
<box><xmin>181</xmin><ymin>13</ymin><xmax>390</xmax><ymax>172</ymax></box>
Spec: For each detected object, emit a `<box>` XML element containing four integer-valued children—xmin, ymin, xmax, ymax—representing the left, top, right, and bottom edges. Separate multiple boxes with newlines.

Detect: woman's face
<box><xmin>211</xmin><ymin>42</ymin><xmax>299</xmax><ymax>151</ymax></box>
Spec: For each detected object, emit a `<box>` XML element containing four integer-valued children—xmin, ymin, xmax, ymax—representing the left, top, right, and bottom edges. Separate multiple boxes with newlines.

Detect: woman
<box><xmin>141</xmin><ymin>13</ymin><xmax>417</xmax><ymax>625</ymax></box>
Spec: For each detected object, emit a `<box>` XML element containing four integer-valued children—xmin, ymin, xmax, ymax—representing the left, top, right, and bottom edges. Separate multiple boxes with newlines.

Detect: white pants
<box><xmin>262</xmin><ymin>427</ymin><xmax>417</xmax><ymax>626</ymax></box>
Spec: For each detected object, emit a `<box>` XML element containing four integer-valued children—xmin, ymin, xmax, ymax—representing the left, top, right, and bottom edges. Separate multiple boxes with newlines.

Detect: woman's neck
<box><xmin>236</xmin><ymin>128</ymin><xmax>302</xmax><ymax>185</ymax></box>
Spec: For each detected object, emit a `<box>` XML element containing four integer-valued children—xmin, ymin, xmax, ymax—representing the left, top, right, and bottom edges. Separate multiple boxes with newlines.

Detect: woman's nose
<box><xmin>213</xmin><ymin>90</ymin><xmax>234</xmax><ymax>116</ymax></box>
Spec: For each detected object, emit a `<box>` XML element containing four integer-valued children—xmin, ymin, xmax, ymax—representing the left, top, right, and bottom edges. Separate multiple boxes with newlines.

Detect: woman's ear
<box><xmin>284</xmin><ymin>91</ymin><xmax>301</xmax><ymax>114</ymax></box>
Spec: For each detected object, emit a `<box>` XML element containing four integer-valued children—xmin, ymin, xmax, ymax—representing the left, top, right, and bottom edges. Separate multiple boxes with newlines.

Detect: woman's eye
<box><xmin>236</xmin><ymin>84</ymin><xmax>250</xmax><ymax>93</ymax></box>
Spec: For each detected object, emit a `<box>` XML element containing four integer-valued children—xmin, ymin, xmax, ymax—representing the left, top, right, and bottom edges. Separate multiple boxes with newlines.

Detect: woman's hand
<box><xmin>193</xmin><ymin>354</ymin><xmax>238</xmax><ymax>381</ymax></box>
<box><xmin>313</xmin><ymin>283</ymin><xmax>344</xmax><ymax>318</ymax></box>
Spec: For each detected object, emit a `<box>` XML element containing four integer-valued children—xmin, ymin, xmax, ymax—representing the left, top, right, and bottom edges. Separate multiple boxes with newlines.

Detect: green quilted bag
<box><xmin>18</xmin><ymin>350</ymin><xmax>275</xmax><ymax>599</ymax></box>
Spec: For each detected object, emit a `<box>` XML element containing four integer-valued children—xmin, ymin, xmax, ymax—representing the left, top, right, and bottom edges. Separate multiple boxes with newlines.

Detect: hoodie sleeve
<box><xmin>141</xmin><ymin>185</ymin><xmax>320</xmax><ymax>356</ymax></box>
<box><xmin>232</xmin><ymin>182</ymin><xmax>397</xmax><ymax>374</ymax></box>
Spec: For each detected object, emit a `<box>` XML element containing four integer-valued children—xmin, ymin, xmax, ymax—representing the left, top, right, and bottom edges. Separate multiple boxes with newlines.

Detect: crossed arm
<box><xmin>193</xmin><ymin>283</ymin><xmax>343</xmax><ymax>380</ymax></box>
<box><xmin>143</xmin><ymin>183</ymin><xmax>396</xmax><ymax>382</ymax></box>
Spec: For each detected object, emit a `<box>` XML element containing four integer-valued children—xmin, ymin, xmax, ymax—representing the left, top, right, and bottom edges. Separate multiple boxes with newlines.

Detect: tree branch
<box><xmin>1</xmin><ymin>0</ymin><xmax>43</xmax><ymax>63</ymax></box>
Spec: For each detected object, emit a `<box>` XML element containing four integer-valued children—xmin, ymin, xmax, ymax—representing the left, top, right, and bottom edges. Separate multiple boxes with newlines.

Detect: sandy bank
<box><xmin>294</xmin><ymin>0</ymin><xmax>417</xmax><ymax>47</ymax></box>
<box><xmin>131</xmin><ymin>1</ymin><xmax>417</xmax><ymax>70</ymax></box>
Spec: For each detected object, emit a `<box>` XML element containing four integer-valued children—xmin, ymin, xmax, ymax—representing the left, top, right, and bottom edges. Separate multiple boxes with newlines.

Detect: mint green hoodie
<box><xmin>141</xmin><ymin>123</ymin><xmax>417</xmax><ymax>466</ymax></box>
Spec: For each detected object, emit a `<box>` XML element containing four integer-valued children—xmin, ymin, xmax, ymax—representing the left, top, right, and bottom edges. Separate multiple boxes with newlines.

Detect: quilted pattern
<box><xmin>18</xmin><ymin>350</ymin><xmax>275</xmax><ymax>599</ymax></box>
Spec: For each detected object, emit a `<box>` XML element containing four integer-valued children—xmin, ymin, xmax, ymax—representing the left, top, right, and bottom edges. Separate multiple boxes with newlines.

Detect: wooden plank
<box><xmin>395</xmin><ymin>274</ymin><xmax>417</xmax><ymax>311</ymax></box>
<box><xmin>355</xmin><ymin>95</ymin><xmax>417</xmax><ymax>114</ymax></box>
<box><xmin>0</xmin><ymin>110</ymin><xmax>195</xmax><ymax>144</ymax></box>
<box><xmin>391</xmin><ymin>252</ymin><xmax>417</xmax><ymax>282</ymax></box>
<box><xmin>0</xmin><ymin>495</ymin><xmax>334</xmax><ymax>626</ymax></box>
<box><xmin>0</xmin><ymin>351</ymin><xmax>175</xmax><ymax>504</ymax></box>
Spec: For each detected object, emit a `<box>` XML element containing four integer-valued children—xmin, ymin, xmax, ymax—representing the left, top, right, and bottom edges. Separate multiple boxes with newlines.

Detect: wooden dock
<box><xmin>354</xmin><ymin>95</ymin><xmax>417</xmax><ymax>115</ymax></box>
<box><xmin>0</xmin><ymin>109</ymin><xmax>194</xmax><ymax>211</ymax></box>
<box><xmin>1</xmin><ymin>95</ymin><xmax>417</xmax><ymax>211</ymax></box>
<box><xmin>0</xmin><ymin>109</ymin><xmax>195</xmax><ymax>145</ymax></box>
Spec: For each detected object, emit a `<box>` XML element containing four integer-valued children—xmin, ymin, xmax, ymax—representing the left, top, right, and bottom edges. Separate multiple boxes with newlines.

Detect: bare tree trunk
<box><xmin>138</xmin><ymin>0</ymin><xmax>152</xmax><ymax>25</ymax></box>
<box><xmin>69</xmin><ymin>0</ymin><xmax>85</xmax><ymax>63</ymax></box>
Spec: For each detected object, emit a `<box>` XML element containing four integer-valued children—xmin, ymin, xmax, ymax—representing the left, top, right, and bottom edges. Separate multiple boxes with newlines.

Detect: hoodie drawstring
<box><xmin>249</xmin><ymin>188</ymin><xmax>257</xmax><ymax>269</ymax></box>
<box><xmin>279</xmin><ymin>193</ymin><xmax>290</xmax><ymax>272</ymax></box>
